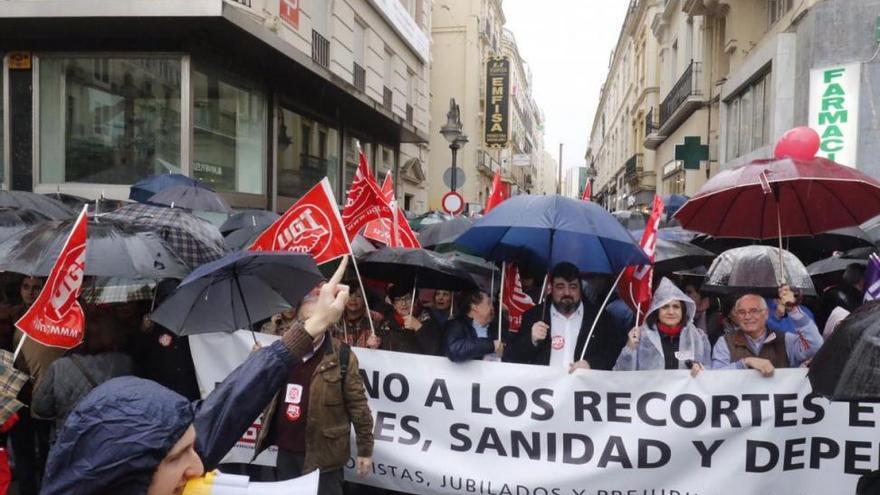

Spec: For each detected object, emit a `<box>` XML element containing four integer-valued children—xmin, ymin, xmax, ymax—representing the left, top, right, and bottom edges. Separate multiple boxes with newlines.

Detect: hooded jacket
<box><xmin>614</xmin><ymin>278</ymin><xmax>711</xmax><ymax>371</ymax></box>
<box><xmin>41</xmin><ymin>377</ymin><xmax>194</xmax><ymax>495</ymax></box>
<box><xmin>41</xmin><ymin>330</ymin><xmax>314</xmax><ymax>495</ymax></box>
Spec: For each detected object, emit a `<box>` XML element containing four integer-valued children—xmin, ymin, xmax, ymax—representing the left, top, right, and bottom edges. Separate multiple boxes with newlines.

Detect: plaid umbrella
<box><xmin>0</xmin><ymin>350</ymin><xmax>27</xmax><ymax>424</ymax></box>
<box><xmin>104</xmin><ymin>204</ymin><xmax>227</xmax><ymax>268</ymax></box>
<box><xmin>81</xmin><ymin>278</ymin><xmax>157</xmax><ymax>304</ymax></box>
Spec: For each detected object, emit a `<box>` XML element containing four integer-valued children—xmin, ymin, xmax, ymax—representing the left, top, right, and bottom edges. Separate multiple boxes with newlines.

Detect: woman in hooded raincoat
<box><xmin>614</xmin><ymin>278</ymin><xmax>711</xmax><ymax>374</ymax></box>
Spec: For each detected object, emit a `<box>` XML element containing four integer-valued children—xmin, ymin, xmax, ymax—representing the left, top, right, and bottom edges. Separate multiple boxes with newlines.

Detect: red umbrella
<box><xmin>674</xmin><ymin>156</ymin><xmax>880</xmax><ymax>239</ymax></box>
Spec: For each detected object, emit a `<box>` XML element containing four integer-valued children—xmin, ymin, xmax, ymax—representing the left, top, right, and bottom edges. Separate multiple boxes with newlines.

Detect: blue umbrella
<box><xmin>148</xmin><ymin>185</ymin><xmax>230</xmax><ymax>213</ymax></box>
<box><xmin>455</xmin><ymin>195</ymin><xmax>648</xmax><ymax>274</ymax></box>
<box><xmin>661</xmin><ymin>194</ymin><xmax>689</xmax><ymax>217</ymax></box>
<box><xmin>129</xmin><ymin>173</ymin><xmax>212</xmax><ymax>203</ymax></box>
<box><xmin>149</xmin><ymin>251</ymin><xmax>323</xmax><ymax>336</ymax></box>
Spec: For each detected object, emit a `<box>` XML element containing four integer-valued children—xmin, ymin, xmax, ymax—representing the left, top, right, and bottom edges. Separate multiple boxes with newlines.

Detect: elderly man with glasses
<box><xmin>711</xmin><ymin>285</ymin><xmax>823</xmax><ymax>376</ymax></box>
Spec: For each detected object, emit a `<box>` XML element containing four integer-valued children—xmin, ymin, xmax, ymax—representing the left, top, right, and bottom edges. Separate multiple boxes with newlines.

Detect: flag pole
<box><xmin>497</xmin><ymin>262</ymin><xmax>506</xmax><ymax>346</ymax></box>
<box><xmin>349</xmin><ymin>255</ymin><xmax>376</xmax><ymax>336</ymax></box>
<box><xmin>578</xmin><ymin>269</ymin><xmax>625</xmax><ymax>362</ymax></box>
<box><xmin>12</xmin><ymin>335</ymin><xmax>26</xmax><ymax>363</ymax></box>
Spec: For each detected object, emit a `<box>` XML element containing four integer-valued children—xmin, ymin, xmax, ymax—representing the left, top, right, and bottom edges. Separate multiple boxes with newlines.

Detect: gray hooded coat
<box><xmin>613</xmin><ymin>278</ymin><xmax>712</xmax><ymax>371</ymax></box>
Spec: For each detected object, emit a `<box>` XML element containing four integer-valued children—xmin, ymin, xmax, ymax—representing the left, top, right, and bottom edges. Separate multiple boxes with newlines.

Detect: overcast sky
<box><xmin>503</xmin><ymin>1</ymin><xmax>630</xmax><ymax>171</ymax></box>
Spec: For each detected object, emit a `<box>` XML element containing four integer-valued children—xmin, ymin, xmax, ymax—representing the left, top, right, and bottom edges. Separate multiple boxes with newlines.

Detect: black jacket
<box><xmin>444</xmin><ymin>317</ymin><xmax>500</xmax><ymax>362</ymax></box>
<box><xmin>503</xmin><ymin>301</ymin><xmax>624</xmax><ymax>370</ymax></box>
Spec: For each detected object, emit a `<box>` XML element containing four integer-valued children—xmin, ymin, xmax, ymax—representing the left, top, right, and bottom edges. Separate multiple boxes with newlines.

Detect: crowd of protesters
<box><xmin>0</xmin><ymin>248</ymin><xmax>873</xmax><ymax>494</ymax></box>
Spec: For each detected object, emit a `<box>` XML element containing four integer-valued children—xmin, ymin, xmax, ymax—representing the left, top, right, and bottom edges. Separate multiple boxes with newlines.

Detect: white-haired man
<box><xmin>712</xmin><ymin>286</ymin><xmax>823</xmax><ymax>376</ymax></box>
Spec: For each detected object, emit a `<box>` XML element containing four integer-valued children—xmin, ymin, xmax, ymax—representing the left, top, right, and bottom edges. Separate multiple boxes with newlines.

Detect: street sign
<box><xmin>442</xmin><ymin>167</ymin><xmax>466</xmax><ymax>189</ymax></box>
<box><xmin>441</xmin><ymin>192</ymin><xmax>464</xmax><ymax>215</ymax></box>
<box><xmin>512</xmin><ymin>153</ymin><xmax>531</xmax><ymax>167</ymax></box>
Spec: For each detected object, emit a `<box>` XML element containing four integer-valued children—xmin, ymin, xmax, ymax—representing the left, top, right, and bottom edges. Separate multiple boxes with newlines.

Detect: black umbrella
<box><xmin>654</xmin><ymin>239</ymin><xmax>716</xmax><ymax>273</ymax></box>
<box><xmin>0</xmin><ymin>208</ymin><xmax>51</xmax><ymax>243</ymax></box>
<box><xmin>418</xmin><ymin>217</ymin><xmax>474</xmax><ymax>249</ymax></box>
<box><xmin>702</xmin><ymin>245</ymin><xmax>815</xmax><ymax>297</ymax></box>
<box><xmin>149</xmin><ymin>251</ymin><xmax>323</xmax><ymax>336</ymax></box>
<box><xmin>42</xmin><ymin>192</ymin><xmax>90</xmax><ymax>210</ymax></box>
<box><xmin>148</xmin><ymin>186</ymin><xmax>230</xmax><ymax>213</ymax></box>
<box><xmin>358</xmin><ymin>247</ymin><xmax>476</xmax><ymax>291</ymax></box>
<box><xmin>104</xmin><ymin>204</ymin><xmax>227</xmax><ymax>268</ymax></box>
<box><xmin>0</xmin><ymin>217</ymin><xmax>190</xmax><ymax>279</ymax></box>
<box><xmin>692</xmin><ymin>227</ymin><xmax>874</xmax><ymax>266</ymax></box>
<box><xmin>0</xmin><ymin>191</ymin><xmax>74</xmax><ymax>220</ymax></box>
<box><xmin>441</xmin><ymin>251</ymin><xmax>499</xmax><ymax>293</ymax></box>
<box><xmin>808</xmin><ymin>301</ymin><xmax>880</xmax><ymax>401</ymax></box>
<box><xmin>807</xmin><ymin>255</ymin><xmax>868</xmax><ymax>277</ymax></box>
<box><xmin>612</xmin><ymin>210</ymin><xmax>647</xmax><ymax>231</ymax></box>
<box><xmin>221</xmin><ymin>211</ymin><xmax>281</xmax><ymax>251</ymax></box>
<box><xmin>220</xmin><ymin>210</ymin><xmax>281</xmax><ymax>235</ymax></box>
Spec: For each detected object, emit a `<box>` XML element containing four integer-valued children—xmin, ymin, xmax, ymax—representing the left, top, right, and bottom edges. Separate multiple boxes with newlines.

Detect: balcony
<box><xmin>477</xmin><ymin>150</ymin><xmax>500</xmax><ymax>177</ymax></box>
<box><xmin>311</xmin><ymin>30</ymin><xmax>329</xmax><ymax>68</ymax></box>
<box><xmin>644</xmin><ymin>107</ymin><xmax>665</xmax><ymax>148</ymax></box>
<box><xmin>406</xmin><ymin>104</ymin><xmax>414</xmax><ymax>125</ymax></box>
<box><xmin>646</xmin><ymin>60</ymin><xmax>704</xmax><ymax>149</ymax></box>
<box><xmin>353</xmin><ymin>63</ymin><xmax>365</xmax><ymax>92</ymax></box>
<box><xmin>383</xmin><ymin>86</ymin><xmax>393</xmax><ymax>112</ymax></box>
<box><xmin>624</xmin><ymin>153</ymin><xmax>643</xmax><ymax>183</ymax></box>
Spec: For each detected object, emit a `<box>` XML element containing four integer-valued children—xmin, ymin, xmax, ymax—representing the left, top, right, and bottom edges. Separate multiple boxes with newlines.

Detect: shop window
<box><xmin>192</xmin><ymin>68</ymin><xmax>266</xmax><ymax>194</ymax></box>
<box><xmin>276</xmin><ymin>107</ymin><xmax>340</xmax><ymax>198</ymax></box>
<box><xmin>38</xmin><ymin>56</ymin><xmax>182</xmax><ymax>184</ymax></box>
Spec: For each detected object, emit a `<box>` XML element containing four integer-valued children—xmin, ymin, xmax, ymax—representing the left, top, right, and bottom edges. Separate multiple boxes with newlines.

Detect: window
<box><xmin>768</xmin><ymin>0</ymin><xmax>793</xmax><ymax>26</ymax></box>
<box><xmin>725</xmin><ymin>70</ymin><xmax>772</xmax><ymax>160</ymax></box>
<box><xmin>277</xmin><ymin>107</ymin><xmax>339</xmax><ymax>198</ymax></box>
<box><xmin>384</xmin><ymin>47</ymin><xmax>394</xmax><ymax>87</ymax></box>
<box><xmin>353</xmin><ymin>20</ymin><xmax>366</xmax><ymax>67</ymax></box>
<box><xmin>39</xmin><ymin>56</ymin><xmax>182</xmax><ymax>185</ymax></box>
<box><xmin>343</xmin><ymin>136</ymin><xmax>372</xmax><ymax>193</ymax></box>
<box><xmin>192</xmin><ymin>68</ymin><xmax>266</xmax><ymax>194</ymax></box>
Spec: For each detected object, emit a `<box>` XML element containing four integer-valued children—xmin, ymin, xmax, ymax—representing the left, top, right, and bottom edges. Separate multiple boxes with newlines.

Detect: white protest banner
<box><xmin>193</xmin><ymin>339</ymin><xmax>878</xmax><ymax>494</ymax></box>
<box><xmin>190</xmin><ymin>330</ymin><xmax>280</xmax><ymax>466</ymax></box>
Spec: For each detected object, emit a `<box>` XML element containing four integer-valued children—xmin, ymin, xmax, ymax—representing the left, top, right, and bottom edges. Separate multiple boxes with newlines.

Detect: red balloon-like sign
<box><xmin>773</xmin><ymin>127</ymin><xmax>820</xmax><ymax>161</ymax></box>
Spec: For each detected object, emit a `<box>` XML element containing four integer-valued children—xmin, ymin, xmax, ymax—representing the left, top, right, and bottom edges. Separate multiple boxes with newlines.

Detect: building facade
<box><xmin>587</xmin><ymin>0</ymin><xmax>662</xmax><ymax>212</ymax></box>
<box><xmin>720</xmin><ymin>0</ymin><xmax>880</xmax><ymax>179</ymax></box>
<box><xmin>428</xmin><ymin>0</ymin><xmax>550</xmax><ymax>213</ymax></box>
<box><xmin>0</xmin><ymin>0</ymin><xmax>431</xmax><ymax>213</ymax></box>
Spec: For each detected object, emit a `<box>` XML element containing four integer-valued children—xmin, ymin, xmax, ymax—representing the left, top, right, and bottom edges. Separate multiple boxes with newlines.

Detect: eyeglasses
<box><xmin>392</xmin><ymin>296</ymin><xmax>411</xmax><ymax>304</ymax></box>
<box><xmin>735</xmin><ymin>308</ymin><xmax>765</xmax><ymax>318</ymax></box>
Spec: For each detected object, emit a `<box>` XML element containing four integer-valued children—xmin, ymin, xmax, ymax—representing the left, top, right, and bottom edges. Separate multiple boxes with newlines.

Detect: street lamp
<box><xmin>440</xmin><ymin>98</ymin><xmax>468</xmax><ymax>193</ymax></box>
<box><xmin>585</xmin><ymin>162</ymin><xmax>597</xmax><ymax>199</ymax></box>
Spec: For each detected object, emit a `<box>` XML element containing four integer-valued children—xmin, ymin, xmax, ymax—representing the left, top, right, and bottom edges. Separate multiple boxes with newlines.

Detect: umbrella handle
<box><xmin>578</xmin><ymin>270</ymin><xmax>625</xmax><ymax>363</ymax></box>
<box><xmin>409</xmin><ymin>274</ymin><xmax>419</xmax><ymax>317</ymax></box>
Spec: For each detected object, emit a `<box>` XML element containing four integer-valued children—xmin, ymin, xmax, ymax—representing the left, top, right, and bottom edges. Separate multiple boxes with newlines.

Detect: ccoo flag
<box><xmin>16</xmin><ymin>206</ymin><xmax>89</xmax><ymax>349</ymax></box>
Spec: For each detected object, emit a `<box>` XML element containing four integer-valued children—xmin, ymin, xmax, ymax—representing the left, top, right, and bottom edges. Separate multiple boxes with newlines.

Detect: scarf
<box><xmin>657</xmin><ymin>322</ymin><xmax>683</xmax><ymax>338</ymax></box>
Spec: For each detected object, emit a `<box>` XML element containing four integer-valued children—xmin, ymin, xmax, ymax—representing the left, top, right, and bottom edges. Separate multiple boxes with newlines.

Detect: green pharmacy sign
<box><xmin>809</xmin><ymin>63</ymin><xmax>861</xmax><ymax>168</ymax></box>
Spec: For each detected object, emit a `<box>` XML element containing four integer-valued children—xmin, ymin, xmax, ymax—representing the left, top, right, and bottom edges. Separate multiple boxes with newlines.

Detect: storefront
<box><xmin>0</xmin><ymin>2</ymin><xmax>427</xmax><ymax>210</ymax></box>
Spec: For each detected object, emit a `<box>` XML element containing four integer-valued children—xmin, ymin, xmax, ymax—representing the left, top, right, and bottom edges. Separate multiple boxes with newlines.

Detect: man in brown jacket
<box><xmin>255</xmin><ymin>297</ymin><xmax>374</xmax><ymax>495</ymax></box>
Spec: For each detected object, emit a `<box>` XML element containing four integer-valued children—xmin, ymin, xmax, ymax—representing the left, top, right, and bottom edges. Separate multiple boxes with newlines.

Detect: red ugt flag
<box><xmin>16</xmin><ymin>206</ymin><xmax>88</xmax><ymax>349</ymax></box>
<box><xmin>362</xmin><ymin>171</ymin><xmax>421</xmax><ymax>248</ymax></box>
<box><xmin>249</xmin><ymin>178</ymin><xmax>350</xmax><ymax>265</ymax></box>
<box><xmin>485</xmin><ymin>172</ymin><xmax>508</xmax><ymax>214</ymax></box>
<box><xmin>617</xmin><ymin>195</ymin><xmax>664</xmax><ymax>324</ymax></box>
<box><xmin>581</xmin><ymin>181</ymin><xmax>592</xmax><ymax>202</ymax></box>
<box><xmin>342</xmin><ymin>151</ymin><xmax>394</xmax><ymax>239</ymax></box>
<box><xmin>503</xmin><ymin>264</ymin><xmax>535</xmax><ymax>333</ymax></box>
